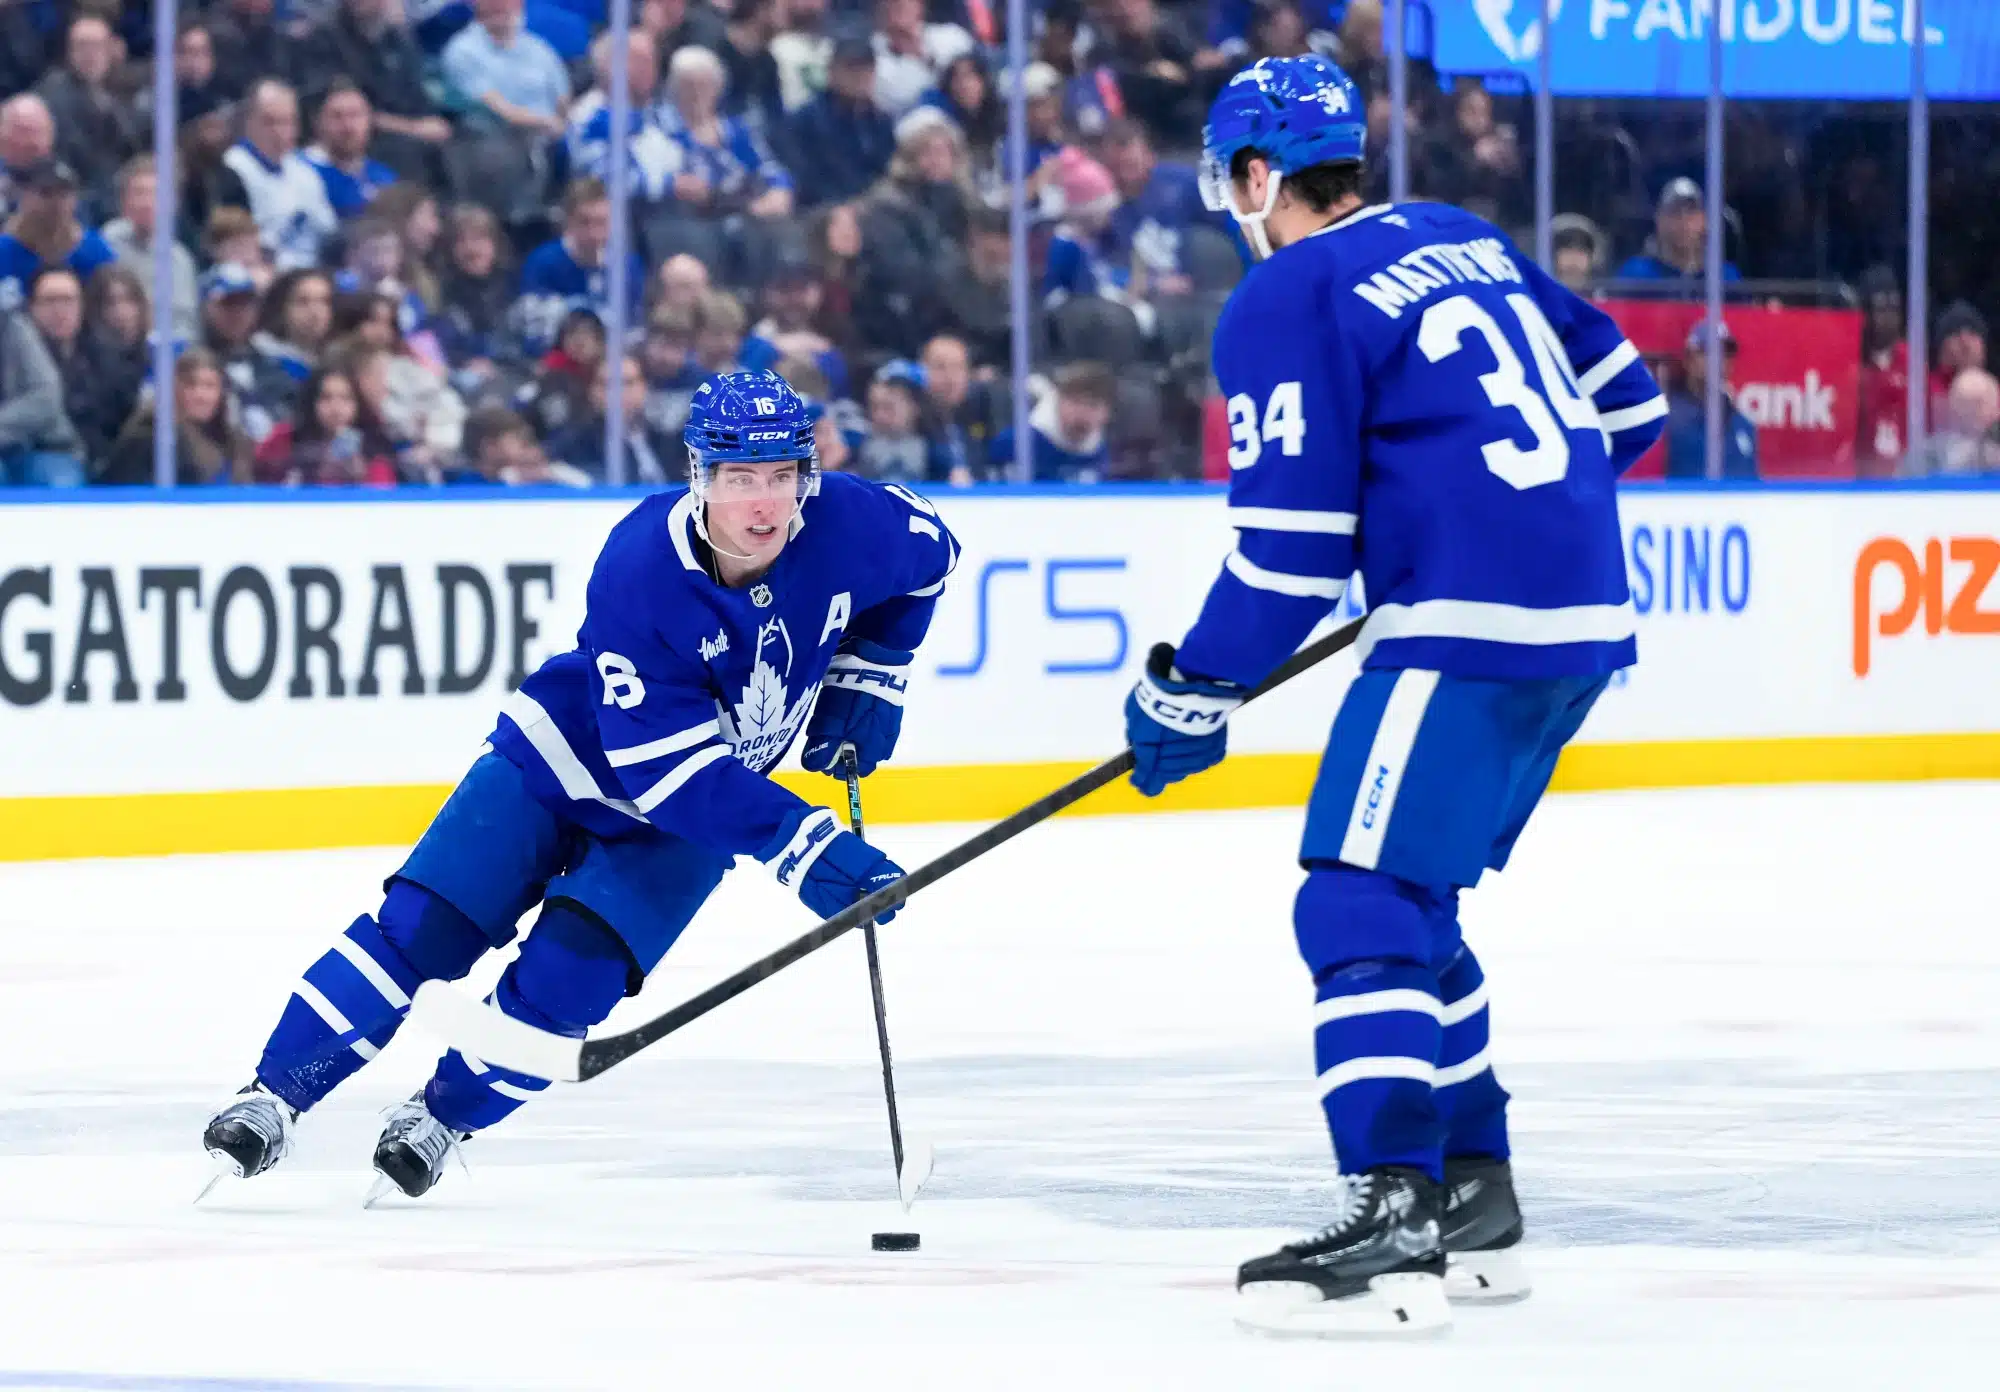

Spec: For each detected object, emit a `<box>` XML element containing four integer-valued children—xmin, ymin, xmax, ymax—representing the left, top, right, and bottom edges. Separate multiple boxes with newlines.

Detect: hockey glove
<box><xmin>801</xmin><ymin>639</ymin><xmax>912</xmax><ymax>778</ymax></box>
<box><xmin>759</xmin><ymin>806</ymin><xmax>905</xmax><ymax>925</ymax></box>
<box><xmin>1124</xmin><ymin>641</ymin><xmax>1246</xmax><ymax>798</ymax></box>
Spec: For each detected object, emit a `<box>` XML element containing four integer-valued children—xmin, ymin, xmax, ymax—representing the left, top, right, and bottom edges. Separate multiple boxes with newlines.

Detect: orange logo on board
<box><xmin>1852</xmin><ymin>537</ymin><xmax>2000</xmax><ymax>676</ymax></box>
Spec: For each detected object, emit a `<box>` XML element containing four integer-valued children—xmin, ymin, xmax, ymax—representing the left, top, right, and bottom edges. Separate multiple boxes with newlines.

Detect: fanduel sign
<box><xmin>1431</xmin><ymin>0</ymin><xmax>2000</xmax><ymax>98</ymax></box>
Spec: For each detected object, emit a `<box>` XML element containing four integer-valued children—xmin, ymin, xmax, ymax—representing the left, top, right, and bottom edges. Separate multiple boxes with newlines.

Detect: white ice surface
<box><xmin>2</xmin><ymin>784</ymin><xmax>1999</xmax><ymax>1389</ymax></box>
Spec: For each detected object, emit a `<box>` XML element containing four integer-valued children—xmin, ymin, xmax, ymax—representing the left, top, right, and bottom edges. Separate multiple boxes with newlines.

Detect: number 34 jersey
<box><xmin>1176</xmin><ymin>201</ymin><xmax>1667</xmax><ymax>689</ymax></box>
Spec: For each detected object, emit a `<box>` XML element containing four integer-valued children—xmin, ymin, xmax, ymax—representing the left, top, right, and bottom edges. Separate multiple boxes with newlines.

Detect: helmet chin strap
<box><xmin>1231</xmin><ymin>168</ymin><xmax>1287</xmax><ymax>261</ymax></box>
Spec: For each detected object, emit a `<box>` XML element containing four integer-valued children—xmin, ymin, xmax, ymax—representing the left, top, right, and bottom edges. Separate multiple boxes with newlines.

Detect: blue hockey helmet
<box><xmin>684</xmin><ymin>368</ymin><xmax>821</xmax><ymax>494</ymax></box>
<box><xmin>1199</xmin><ymin>55</ymin><xmax>1365</xmax><ymax>258</ymax></box>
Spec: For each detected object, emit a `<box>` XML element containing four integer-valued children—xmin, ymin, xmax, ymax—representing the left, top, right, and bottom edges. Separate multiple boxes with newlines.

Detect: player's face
<box><xmin>707</xmin><ymin>460</ymin><xmax>802</xmax><ymax>566</ymax></box>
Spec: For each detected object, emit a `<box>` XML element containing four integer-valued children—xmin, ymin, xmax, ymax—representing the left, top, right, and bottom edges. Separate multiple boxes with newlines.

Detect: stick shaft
<box><xmin>578</xmin><ymin>616</ymin><xmax>1364</xmax><ymax>1078</ymax></box>
<box><xmin>844</xmin><ymin>749</ymin><xmax>908</xmax><ymax>1178</ymax></box>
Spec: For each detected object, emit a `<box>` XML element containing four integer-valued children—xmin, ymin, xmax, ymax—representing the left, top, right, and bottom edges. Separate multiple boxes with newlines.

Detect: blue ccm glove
<box><xmin>800</xmin><ymin>639</ymin><xmax>912</xmax><ymax>777</ymax></box>
<box><xmin>759</xmin><ymin>806</ymin><xmax>906</xmax><ymax>925</ymax></box>
<box><xmin>1124</xmin><ymin>642</ymin><xmax>1247</xmax><ymax>797</ymax></box>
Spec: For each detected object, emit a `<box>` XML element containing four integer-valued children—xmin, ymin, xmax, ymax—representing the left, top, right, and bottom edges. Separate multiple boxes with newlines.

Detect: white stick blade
<box><xmin>897</xmin><ymin>1139</ymin><xmax>935</xmax><ymax>1211</ymax></box>
<box><xmin>409</xmin><ymin>980</ymin><xmax>584</xmax><ymax>1083</ymax></box>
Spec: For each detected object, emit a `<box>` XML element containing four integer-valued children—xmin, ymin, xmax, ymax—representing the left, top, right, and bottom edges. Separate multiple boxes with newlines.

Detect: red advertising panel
<box><xmin>1600</xmin><ymin>300</ymin><xmax>1864</xmax><ymax>479</ymax></box>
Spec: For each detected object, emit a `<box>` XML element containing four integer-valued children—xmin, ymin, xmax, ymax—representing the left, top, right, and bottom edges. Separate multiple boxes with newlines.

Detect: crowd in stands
<box><xmin>0</xmin><ymin>0</ymin><xmax>1993</xmax><ymax>488</ymax></box>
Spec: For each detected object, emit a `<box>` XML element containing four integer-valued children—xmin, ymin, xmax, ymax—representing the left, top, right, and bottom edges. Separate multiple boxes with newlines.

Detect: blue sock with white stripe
<box><xmin>1436</xmin><ymin>944</ymin><xmax>1510</xmax><ymax>1162</ymax></box>
<box><xmin>255</xmin><ymin>883</ymin><xmax>490</xmax><ymax>1113</ymax></box>
<box><xmin>426</xmin><ymin>902</ymin><xmax>632</xmax><ymax>1134</ymax></box>
<box><xmin>1314</xmin><ymin>960</ymin><xmax>1445</xmax><ymax>1179</ymax></box>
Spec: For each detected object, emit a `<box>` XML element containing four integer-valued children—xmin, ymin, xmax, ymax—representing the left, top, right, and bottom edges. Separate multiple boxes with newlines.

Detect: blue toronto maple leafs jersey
<box><xmin>487</xmin><ymin>472</ymin><xmax>957</xmax><ymax>859</ymax></box>
<box><xmin>1175</xmin><ymin>202</ymin><xmax>1668</xmax><ymax>688</ymax></box>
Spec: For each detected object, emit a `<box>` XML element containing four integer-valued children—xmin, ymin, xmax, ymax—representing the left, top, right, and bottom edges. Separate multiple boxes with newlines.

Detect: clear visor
<box><xmin>1197</xmin><ymin>150</ymin><xmax>1235</xmax><ymax>213</ymax></box>
<box><xmin>689</xmin><ymin>452</ymin><xmax>820</xmax><ymax>506</ymax></box>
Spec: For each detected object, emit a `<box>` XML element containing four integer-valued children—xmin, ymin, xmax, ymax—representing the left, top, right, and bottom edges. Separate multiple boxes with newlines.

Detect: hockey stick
<box><xmin>842</xmin><ymin>745</ymin><xmax>934</xmax><ymax>1211</ymax></box>
<box><xmin>410</xmin><ymin>615</ymin><xmax>1366</xmax><ymax>1083</ymax></box>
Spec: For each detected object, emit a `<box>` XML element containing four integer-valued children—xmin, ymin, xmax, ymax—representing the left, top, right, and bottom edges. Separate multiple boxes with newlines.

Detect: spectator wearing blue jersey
<box><xmin>302</xmin><ymin>82</ymin><xmax>400</xmax><ymax>221</ymax></box>
<box><xmin>779</xmin><ymin>30</ymin><xmax>896</xmax><ymax>209</ymax></box>
<box><xmin>567</xmin><ymin>29</ymin><xmax>682</xmax><ymax>201</ymax></box>
<box><xmin>1616</xmin><ymin>178</ymin><xmax>1742</xmax><ymax>284</ymax></box>
<box><xmin>1100</xmin><ymin>118</ymin><xmax>1222</xmax><ymax>298</ymax></box>
<box><xmin>441</xmin><ymin>0</ymin><xmax>571</xmax><ymax>140</ymax></box>
<box><xmin>0</xmin><ymin>160</ymin><xmax>116</xmax><ymax>316</ymax></box>
<box><xmin>989</xmin><ymin>362</ymin><xmax>1114</xmax><ymax>484</ymax></box>
<box><xmin>516</xmin><ymin>177</ymin><xmax>646</xmax><ymax>356</ymax></box>
<box><xmin>1664</xmin><ymin>321</ymin><xmax>1758</xmax><ymax>480</ymax></box>
<box><xmin>1043</xmin><ymin>148</ymin><xmax>1145</xmax><ymax>318</ymax></box>
<box><xmin>662</xmin><ymin>46</ymin><xmax>796</xmax><ymax>221</ymax></box>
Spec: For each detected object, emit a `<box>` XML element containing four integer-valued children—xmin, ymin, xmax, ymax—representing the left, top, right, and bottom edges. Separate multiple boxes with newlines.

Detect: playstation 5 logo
<box><xmin>1474</xmin><ymin>0</ymin><xmax>1563</xmax><ymax>61</ymax></box>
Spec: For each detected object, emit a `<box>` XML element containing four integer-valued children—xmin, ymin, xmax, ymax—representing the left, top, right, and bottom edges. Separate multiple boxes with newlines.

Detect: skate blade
<box><xmin>1234</xmin><ymin>1271</ymin><xmax>1452</xmax><ymax>1340</ymax></box>
<box><xmin>362</xmin><ymin>1173</ymin><xmax>398</xmax><ymax>1209</ymax></box>
<box><xmin>898</xmin><ymin>1139</ymin><xmax>936</xmax><ymax>1212</ymax></box>
<box><xmin>193</xmin><ymin>1165</ymin><xmax>231</xmax><ymax>1206</ymax></box>
<box><xmin>1447</xmin><ymin>1248</ymin><xmax>1532</xmax><ymax>1304</ymax></box>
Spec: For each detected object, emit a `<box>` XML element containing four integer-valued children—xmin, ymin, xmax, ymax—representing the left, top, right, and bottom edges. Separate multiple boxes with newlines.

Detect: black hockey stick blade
<box><xmin>411</xmin><ymin>615</ymin><xmax>1365</xmax><ymax>1083</ymax></box>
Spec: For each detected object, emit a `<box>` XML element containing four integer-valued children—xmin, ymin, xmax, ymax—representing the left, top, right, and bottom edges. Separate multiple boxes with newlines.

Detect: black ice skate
<box><xmin>197</xmin><ymin>1082</ymin><xmax>298</xmax><ymax>1202</ymax></box>
<box><xmin>365</xmin><ymin>1095</ymin><xmax>470</xmax><ymax>1205</ymax></box>
<box><xmin>1442</xmin><ymin>1154</ymin><xmax>1532</xmax><ymax>1304</ymax></box>
<box><xmin>1234</xmin><ymin>1167</ymin><xmax>1451</xmax><ymax>1338</ymax></box>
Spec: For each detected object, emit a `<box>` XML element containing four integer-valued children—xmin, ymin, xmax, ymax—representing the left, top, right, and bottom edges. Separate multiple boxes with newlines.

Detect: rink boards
<box><xmin>1</xmin><ymin>483</ymin><xmax>1996</xmax><ymax>860</ymax></box>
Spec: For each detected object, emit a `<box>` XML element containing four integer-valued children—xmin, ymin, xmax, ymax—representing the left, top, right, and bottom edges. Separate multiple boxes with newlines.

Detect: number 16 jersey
<box><xmin>1176</xmin><ymin>201</ymin><xmax>1667</xmax><ymax>688</ymax></box>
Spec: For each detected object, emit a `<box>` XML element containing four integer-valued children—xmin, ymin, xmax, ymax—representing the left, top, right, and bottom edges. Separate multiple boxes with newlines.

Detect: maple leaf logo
<box><xmin>716</xmin><ymin>617</ymin><xmax>818</xmax><ymax>772</ymax></box>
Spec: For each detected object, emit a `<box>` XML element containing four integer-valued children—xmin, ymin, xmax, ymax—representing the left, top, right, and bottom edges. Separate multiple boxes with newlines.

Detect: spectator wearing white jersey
<box><xmin>214</xmin><ymin>81</ymin><xmax>341</xmax><ymax>272</ymax></box>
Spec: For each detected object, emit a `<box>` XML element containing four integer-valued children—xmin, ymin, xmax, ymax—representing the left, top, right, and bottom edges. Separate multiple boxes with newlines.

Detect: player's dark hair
<box><xmin>1230</xmin><ymin>149</ymin><xmax>1364</xmax><ymax>214</ymax></box>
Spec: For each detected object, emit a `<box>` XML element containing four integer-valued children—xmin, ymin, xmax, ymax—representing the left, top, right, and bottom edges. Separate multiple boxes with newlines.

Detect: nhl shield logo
<box><xmin>1473</xmin><ymin>0</ymin><xmax>1561</xmax><ymax>63</ymax></box>
<box><xmin>750</xmin><ymin>583</ymin><xmax>773</xmax><ymax>608</ymax></box>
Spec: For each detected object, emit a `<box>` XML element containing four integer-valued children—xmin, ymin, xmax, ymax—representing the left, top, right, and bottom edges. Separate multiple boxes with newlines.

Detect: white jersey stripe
<box><xmin>296</xmin><ymin>981</ymin><xmax>379</xmax><ymax>1062</ymax></box>
<box><xmin>632</xmin><ymin>745</ymin><xmax>731</xmax><ymax>814</ymax></box>
<box><xmin>1338</xmin><ymin>668</ymin><xmax>1438</xmax><ymax>870</ymax></box>
<box><xmin>1600</xmin><ymin>396</ymin><xmax>1669</xmax><ymax>433</ymax></box>
<box><xmin>1225</xmin><ymin>549</ymin><xmax>1348</xmax><ymax>600</ymax></box>
<box><xmin>1355</xmin><ymin>598</ymin><xmax>1634</xmax><ymax>663</ymax></box>
<box><xmin>331</xmin><ymin>934</ymin><xmax>410</xmax><ymax>1011</ymax></box>
<box><xmin>1314</xmin><ymin>988</ymin><xmax>1445</xmax><ymax>1027</ymax></box>
<box><xmin>1577</xmin><ymin>340</ymin><xmax>1640</xmax><ymax>398</ymax></box>
<box><xmin>1434</xmin><ymin>1049</ymin><xmax>1492</xmax><ymax>1089</ymax></box>
<box><xmin>1228</xmin><ymin>506</ymin><xmax>1360</xmax><ymax>535</ymax></box>
<box><xmin>1318</xmin><ymin>1055</ymin><xmax>1435</xmax><ymax>1097</ymax></box>
<box><xmin>501</xmin><ymin>691</ymin><xmax>646</xmax><ymax>822</ymax></box>
<box><xmin>605</xmin><ymin>719</ymin><xmax>722</xmax><ymax>768</ymax></box>
<box><xmin>1440</xmin><ymin>982</ymin><xmax>1489</xmax><ymax>1026</ymax></box>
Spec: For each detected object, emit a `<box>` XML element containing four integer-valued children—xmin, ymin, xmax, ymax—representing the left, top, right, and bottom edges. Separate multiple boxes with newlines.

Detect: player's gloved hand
<box><xmin>800</xmin><ymin>639</ymin><xmax>912</xmax><ymax>778</ymax></box>
<box><xmin>760</xmin><ymin>807</ymin><xmax>905</xmax><ymax>925</ymax></box>
<box><xmin>1124</xmin><ymin>641</ymin><xmax>1246</xmax><ymax>798</ymax></box>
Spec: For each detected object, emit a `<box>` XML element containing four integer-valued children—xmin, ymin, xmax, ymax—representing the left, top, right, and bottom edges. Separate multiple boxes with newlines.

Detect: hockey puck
<box><xmin>871</xmin><ymin>1231</ymin><xmax>921</xmax><ymax>1252</ymax></box>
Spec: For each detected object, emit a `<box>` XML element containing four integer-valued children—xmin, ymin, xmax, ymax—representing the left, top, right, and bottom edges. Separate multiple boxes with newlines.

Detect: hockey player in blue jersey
<box><xmin>1123</xmin><ymin>57</ymin><xmax>1667</xmax><ymax>1336</ymax></box>
<box><xmin>202</xmin><ymin>370</ymin><xmax>957</xmax><ymax>1200</ymax></box>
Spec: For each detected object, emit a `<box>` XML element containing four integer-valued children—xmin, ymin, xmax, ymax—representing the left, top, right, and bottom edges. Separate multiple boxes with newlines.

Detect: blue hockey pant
<box><xmin>1293</xmin><ymin>667</ymin><xmax>1609</xmax><ymax>1180</ymax></box>
<box><xmin>253</xmin><ymin>752</ymin><xmax>728</xmax><ymax>1133</ymax></box>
